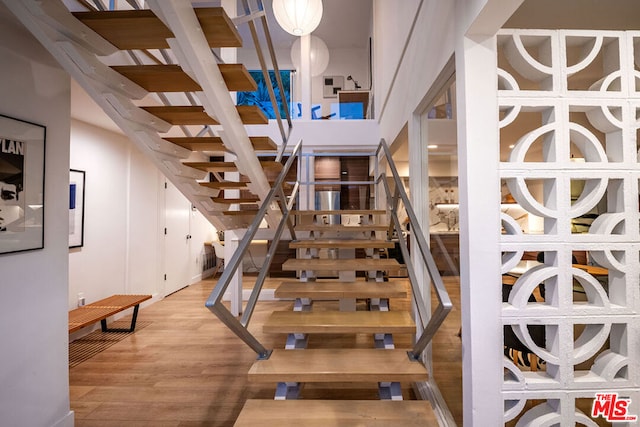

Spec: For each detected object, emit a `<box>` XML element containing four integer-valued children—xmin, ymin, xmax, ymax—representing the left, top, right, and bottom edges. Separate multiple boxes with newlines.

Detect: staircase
<box><xmin>236</xmin><ymin>209</ymin><xmax>437</xmax><ymax>425</ymax></box>
<box><xmin>6</xmin><ymin>1</ymin><xmax>454</xmax><ymax>424</ymax></box>
<box><xmin>3</xmin><ymin>0</ymin><xmax>290</xmax><ymax>231</ymax></box>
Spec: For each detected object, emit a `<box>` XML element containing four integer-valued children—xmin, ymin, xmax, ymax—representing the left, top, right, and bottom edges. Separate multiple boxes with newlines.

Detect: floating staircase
<box><xmin>5</xmin><ymin>2</ymin><xmax>453</xmax><ymax>423</ymax></box>
<box><xmin>4</xmin><ymin>0</ymin><xmax>290</xmax><ymax>231</ymax></box>
<box><xmin>234</xmin><ymin>209</ymin><xmax>438</xmax><ymax>424</ymax></box>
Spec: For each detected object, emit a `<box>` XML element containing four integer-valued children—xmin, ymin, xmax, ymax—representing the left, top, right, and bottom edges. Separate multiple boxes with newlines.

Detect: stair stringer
<box><xmin>149</xmin><ymin>1</ymin><xmax>282</xmax><ymax>229</ymax></box>
<box><xmin>3</xmin><ymin>0</ymin><xmax>280</xmax><ymax>231</ymax></box>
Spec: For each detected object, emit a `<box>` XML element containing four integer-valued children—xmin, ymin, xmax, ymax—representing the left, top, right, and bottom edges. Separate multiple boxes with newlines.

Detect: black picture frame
<box><xmin>69</xmin><ymin>169</ymin><xmax>85</xmax><ymax>248</ymax></box>
<box><xmin>0</xmin><ymin>114</ymin><xmax>45</xmax><ymax>255</ymax></box>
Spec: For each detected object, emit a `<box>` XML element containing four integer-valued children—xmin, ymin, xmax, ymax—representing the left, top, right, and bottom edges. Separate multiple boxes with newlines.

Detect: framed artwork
<box><xmin>322</xmin><ymin>75</ymin><xmax>344</xmax><ymax>98</ymax></box>
<box><xmin>0</xmin><ymin>114</ymin><xmax>46</xmax><ymax>255</ymax></box>
<box><xmin>69</xmin><ymin>169</ymin><xmax>85</xmax><ymax>248</ymax></box>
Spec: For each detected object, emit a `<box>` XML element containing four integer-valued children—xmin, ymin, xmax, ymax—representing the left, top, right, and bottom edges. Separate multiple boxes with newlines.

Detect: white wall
<box><xmin>69</xmin><ymin>119</ymin><xmax>216</xmax><ymax>309</ymax></box>
<box><xmin>0</xmin><ymin>5</ymin><xmax>73</xmax><ymax>427</ymax></box>
<box><xmin>373</xmin><ymin>0</ymin><xmax>456</xmax><ymax>144</ymax></box>
<box><xmin>69</xmin><ymin>119</ymin><xmax>168</xmax><ymax>306</ymax></box>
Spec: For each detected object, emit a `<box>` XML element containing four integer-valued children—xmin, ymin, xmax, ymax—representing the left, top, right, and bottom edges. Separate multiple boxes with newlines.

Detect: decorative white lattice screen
<box><xmin>498</xmin><ymin>29</ymin><xmax>640</xmax><ymax>425</ymax></box>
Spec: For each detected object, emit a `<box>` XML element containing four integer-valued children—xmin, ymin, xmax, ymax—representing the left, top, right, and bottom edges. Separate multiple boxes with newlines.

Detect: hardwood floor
<box><xmin>69</xmin><ymin>276</ymin><xmax>463</xmax><ymax>426</ymax></box>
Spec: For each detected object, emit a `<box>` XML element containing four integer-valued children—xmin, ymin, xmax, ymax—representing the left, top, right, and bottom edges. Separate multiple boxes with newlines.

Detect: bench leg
<box><xmin>100</xmin><ymin>305</ymin><xmax>141</xmax><ymax>333</ymax></box>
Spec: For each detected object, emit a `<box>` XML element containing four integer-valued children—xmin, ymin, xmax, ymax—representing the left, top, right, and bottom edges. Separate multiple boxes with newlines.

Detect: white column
<box><xmin>300</xmin><ymin>34</ymin><xmax>312</xmax><ymax>120</ymax></box>
<box><xmin>456</xmin><ymin>33</ymin><xmax>503</xmax><ymax>424</ymax></box>
<box><xmin>224</xmin><ymin>230</ymin><xmax>242</xmax><ymax>316</ymax></box>
<box><xmin>298</xmin><ymin>149</ymin><xmax>315</xmax><ymax>210</ymax></box>
<box><xmin>408</xmin><ymin>112</ymin><xmax>430</xmax><ymax>355</ymax></box>
<box><xmin>221</xmin><ymin>0</ymin><xmax>242</xmax><ymax>316</ymax></box>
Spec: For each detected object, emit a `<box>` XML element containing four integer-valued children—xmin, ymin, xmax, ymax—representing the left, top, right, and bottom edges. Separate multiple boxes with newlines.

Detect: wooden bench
<box><xmin>68</xmin><ymin>294</ymin><xmax>151</xmax><ymax>334</ymax></box>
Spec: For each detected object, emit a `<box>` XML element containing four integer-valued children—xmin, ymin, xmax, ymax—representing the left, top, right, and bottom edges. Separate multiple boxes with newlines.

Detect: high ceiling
<box><xmin>70</xmin><ymin>0</ymin><xmax>373</xmax><ymax>134</ymax></box>
<box><xmin>237</xmin><ymin>0</ymin><xmax>373</xmax><ymax>50</ymax></box>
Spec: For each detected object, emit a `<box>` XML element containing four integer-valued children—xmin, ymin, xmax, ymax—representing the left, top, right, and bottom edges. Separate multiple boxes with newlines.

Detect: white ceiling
<box><xmin>237</xmin><ymin>0</ymin><xmax>372</xmax><ymax>50</ymax></box>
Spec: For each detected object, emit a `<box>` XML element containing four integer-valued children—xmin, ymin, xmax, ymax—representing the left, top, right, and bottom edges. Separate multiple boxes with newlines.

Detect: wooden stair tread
<box><xmin>141</xmin><ymin>105</ymin><xmax>268</xmax><ymax>126</ymax></box>
<box><xmin>275</xmin><ymin>281</ymin><xmax>408</xmax><ymax>299</ymax></box>
<box><xmin>111</xmin><ymin>64</ymin><xmax>256</xmax><ymax>92</ymax></box>
<box><xmin>264</xmin><ymin>311</ymin><xmax>415</xmax><ymax>334</ymax></box>
<box><xmin>248</xmin><ymin>349</ymin><xmax>428</xmax><ymax>383</ymax></box>
<box><xmin>235</xmin><ymin>399</ymin><xmax>437</xmax><ymax>426</ymax></box>
<box><xmin>183</xmin><ymin>161</ymin><xmax>282</xmax><ymax>173</ymax></box>
<box><xmin>282</xmin><ymin>258</ymin><xmax>400</xmax><ymax>272</ymax></box>
<box><xmin>222</xmin><ymin>210</ymin><xmax>259</xmax><ymax>216</ymax></box>
<box><xmin>295</xmin><ymin>224</ymin><xmax>388</xmax><ymax>232</ymax></box>
<box><xmin>73</xmin><ymin>8</ymin><xmax>242</xmax><ymax>50</ymax></box>
<box><xmin>212</xmin><ymin>196</ymin><xmax>259</xmax><ymax>204</ymax></box>
<box><xmin>290</xmin><ymin>239</ymin><xmax>395</xmax><ymax>249</ymax></box>
<box><xmin>201</xmin><ymin>181</ymin><xmax>250</xmax><ymax>190</ymax></box>
<box><xmin>292</xmin><ymin>210</ymin><xmax>386</xmax><ymax>216</ymax></box>
<box><xmin>165</xmin><ymin>136</ymin><xmax>277</xmax><ymax>152</ymax></box>
<box><xmin>202</xmin><ymin>180</ymin><xmax>290</xmax><ymax>191</ymax></box>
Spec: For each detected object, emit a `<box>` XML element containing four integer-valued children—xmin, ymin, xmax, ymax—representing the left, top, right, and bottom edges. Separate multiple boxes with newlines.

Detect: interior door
<box><xmin>163</xmin><ymin>180</ymin><xmax>191</xmax><ymax>296</ymax></box>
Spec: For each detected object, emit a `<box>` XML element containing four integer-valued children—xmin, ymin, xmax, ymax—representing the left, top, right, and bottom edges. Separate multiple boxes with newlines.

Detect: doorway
<box><xmin>163</xmin><ymin>180</ymin><xmax>192</xmax><ymax>296</ymax></box>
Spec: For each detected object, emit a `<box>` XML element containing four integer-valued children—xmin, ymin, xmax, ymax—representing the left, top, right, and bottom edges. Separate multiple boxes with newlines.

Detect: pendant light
<box><xmin>290</xmin><ymin>35</ymin><xmax>329</xmax><ymax>77</ymax></box>
<box><xmin>272</xmin><ymin>0</ymin><xmax>323</xmax><ymax>36</ymax></box>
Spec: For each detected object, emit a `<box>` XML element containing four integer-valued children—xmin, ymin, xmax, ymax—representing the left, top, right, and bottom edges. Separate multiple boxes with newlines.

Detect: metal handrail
<box><xmin>240</xmin><ymin>0</ymin><xmax>293</xmax><ymax>162</ymax></box>
<box><xmin>204</xmin><ymin>139</ymin><xmax>302</xmax><ymax>358</ymax></box>
<box><xmin>376</xmin><ymin>139</ymin><xmax>453</xmax><ymax>360</ymax></box>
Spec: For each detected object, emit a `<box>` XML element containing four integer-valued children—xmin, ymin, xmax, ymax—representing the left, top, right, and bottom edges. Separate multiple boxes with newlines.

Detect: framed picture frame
<box><xmin>69</xmin><ymin>169</ymin><xmax>85</xmax><ymax>248</ymax></box>
<box><xmin>0</xmin><ymin>114</ymin><xmax>46</xmax><ymax>255</ymax></box>
<box><xmin>322</xmin><ymin>75</ymin><xmax>344</xmax><ymax>98</ymax></box>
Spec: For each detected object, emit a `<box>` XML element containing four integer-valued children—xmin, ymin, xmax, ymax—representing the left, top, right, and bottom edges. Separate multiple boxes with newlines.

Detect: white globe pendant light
<box><xmin>272</xmin><ymin>0</ymin><xmax>323</xmax><ymax>36</ymax></box>
<box><xmin>290</xmin><ymin>35</ymin><xmax>329</xmax><ymax>77</ymax></box>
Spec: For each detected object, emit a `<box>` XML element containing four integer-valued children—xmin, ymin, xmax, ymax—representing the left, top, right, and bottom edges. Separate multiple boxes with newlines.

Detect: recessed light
<box><xmin>428</xmin><ymin>144</ymin><xmax>438</xmax><ymax>149</ymax></box>
<box><xmin>509</xmin><ymin>144</ymin><xmax>515</xmax><ymax>149</ymax></box>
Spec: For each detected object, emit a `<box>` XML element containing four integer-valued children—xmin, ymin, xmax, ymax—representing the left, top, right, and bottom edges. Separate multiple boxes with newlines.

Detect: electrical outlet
<box><xmin>77</xmin><ymin>292</ymin><xmax>85</xmax><ymax>307</ymax></box>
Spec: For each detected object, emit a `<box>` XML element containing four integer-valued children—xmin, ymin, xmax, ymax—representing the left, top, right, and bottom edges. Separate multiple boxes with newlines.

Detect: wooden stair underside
<box><xmin>73</xmin><ymin>8</ymin><xmax>242</xmax><ymax>50</ymax></box>
<box><xmin>112</xmin><ymin>64</ymin><xmax>257</xmax><ymax>92</ymax></box>
<box><xmin>234</xmin><ymin>399</ymin><xmax>437</xmax><ymax>427</ymax></box>
<box><xmin>165</xmin><ymin>136</ymin><xmax>276</xmax><ymax>153</ymax></box>
<box><xmin>290</xmin><ymin>239</ymin><xmax>395</xmax><ymax>249</ymax></box>
<box><xmin>212</xmin><ymin>196</ymin><xmax>259</xmax><ymax>204</ymax></box>
<box><xmin>275</xmin><ymin>281</ymin><xmax>408</xmax><ymax>299</ymax></box>
<box><xmin>295</xmin><ymin>224</ymin><xmax>388</xmax><ymax>232</ymax></box>
<box><xmin>201</xmin><ymin>181</ymin><xmax>250</xmax><ymax>190</ymax></box>
<box><xmin>292</xmin><ymin>209</ymin><xmax>387</xmax><ymax>216</ymax></box>
<box><xmin>248</xmin><ymin>349</ymin><xmax>428</xmax><ymax>383</ymax></box>
<box><xmin>282</xmin><ymin>258</ymin><xmax>400</xmax><ymax>272</ymax></box>
<box><xmin>141</xmin><ymin>105</ymin><xmax>268</xmax><ymax>126</ymax></box>
<box><xmin>264</xmin><ymin>311</ymin><xmax>415</xmax><ymax>334</ymax></box>
<box><xmin>184</xmin><ymin>161</ymin><xmax>282</xmax><ymax>173</ymax></box>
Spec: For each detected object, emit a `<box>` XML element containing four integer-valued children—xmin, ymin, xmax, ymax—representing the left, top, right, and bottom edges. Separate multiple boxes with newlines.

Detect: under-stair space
<box><xmin>5</xmin><ymin>1</ymin><xmax>292</xmax><ymax>232</ymax></box>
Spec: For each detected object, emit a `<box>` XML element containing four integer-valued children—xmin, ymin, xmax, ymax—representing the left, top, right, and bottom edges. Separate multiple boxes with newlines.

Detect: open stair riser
<box><xmin>239</xmin><ymin>210</ymin><xmax>435</xmax><ymax>422</ymax></box>
<box><xmin>263</xmin><ymin>311</ymin><xmax>416</xmax><ymax>334</ymax></box>
<box><xmin>248</xmin><ymin>349</ymin><xmax>428</xmax><ymax>383</ymax></box>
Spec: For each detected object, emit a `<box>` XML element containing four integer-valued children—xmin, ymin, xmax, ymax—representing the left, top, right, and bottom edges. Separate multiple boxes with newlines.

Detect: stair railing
<box><xmin>204</xmin><ymin>139</ymin><xmax>302</xmax><ymax>359</ymax></box>
<box><xmin>376</xmin><ymin>139</ymin><xmax>453</xmax><ymax>360</ymax></box>
<box><xmin>239</xmin><ymin>0</ymin><xmax>293</xmax><ymax>162</ymax></box>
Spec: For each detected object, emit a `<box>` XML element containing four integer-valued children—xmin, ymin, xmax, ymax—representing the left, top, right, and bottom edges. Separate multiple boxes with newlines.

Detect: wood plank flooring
<box><xmin>69</xmin><ymin>276</ymin><xmax>463</xmax><ymax>426</ymax></box>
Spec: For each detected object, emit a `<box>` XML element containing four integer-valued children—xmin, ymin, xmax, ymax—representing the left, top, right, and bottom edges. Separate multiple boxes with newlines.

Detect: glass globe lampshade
<box><xmin>272</xmin><ymin>0</ymin><xmax>323</xmax><ymax>36</ymax></box>
<box><xmin>291</xmin><ymin>35</ymin><xmax>329</xmax><ymax>77</ymax></box>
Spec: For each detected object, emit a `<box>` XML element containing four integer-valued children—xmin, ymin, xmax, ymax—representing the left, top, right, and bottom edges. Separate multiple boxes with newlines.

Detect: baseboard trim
<box><xmin>414</xmin><ymin>379</ymin><xmax>457</xmax><ymax>427</ymax></box>
<box><xmin>52</xmin><ymin>410</ymin><xmax>74</xmax><ymax>427</ymax></box>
